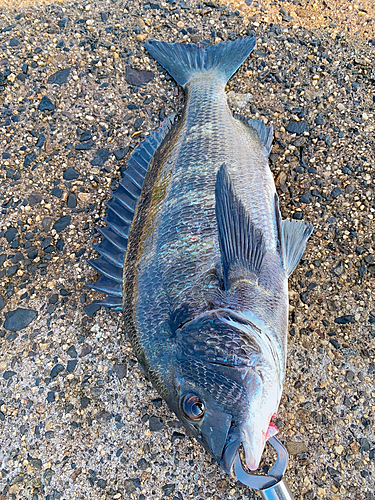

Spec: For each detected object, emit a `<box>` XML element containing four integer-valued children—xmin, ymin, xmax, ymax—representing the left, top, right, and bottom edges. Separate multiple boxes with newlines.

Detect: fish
<box><xmin>87</xmin><ymin>36</ymin><xmax>313</xmax><ymax>475</ymax></box>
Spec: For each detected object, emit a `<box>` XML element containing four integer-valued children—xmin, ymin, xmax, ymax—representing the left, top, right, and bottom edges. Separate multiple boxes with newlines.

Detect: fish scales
<box><xmin>88</xmin><ymin>37</ymin><xmax>313</xmax><ymax>475</ymax></box>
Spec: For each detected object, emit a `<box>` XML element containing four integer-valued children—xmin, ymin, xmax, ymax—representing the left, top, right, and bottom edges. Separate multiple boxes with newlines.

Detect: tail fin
<box><xmin>145</xmin><ymin>37</ymin><xmax>256</xmax><ymax>87</ymax></box>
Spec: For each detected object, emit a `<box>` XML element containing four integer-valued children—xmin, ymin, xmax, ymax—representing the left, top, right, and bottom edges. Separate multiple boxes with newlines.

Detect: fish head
<box><xmin>169</xmin><ymin>309</ymin><xmax>283</xmax><ymax>473</ymax></box>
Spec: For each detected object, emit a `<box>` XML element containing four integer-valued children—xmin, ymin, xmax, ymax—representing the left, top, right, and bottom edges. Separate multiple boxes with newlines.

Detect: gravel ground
<box><xmin>0</xmin><ymin>1</ymin><xmax>374</xmax><ymax>499</ymax></box>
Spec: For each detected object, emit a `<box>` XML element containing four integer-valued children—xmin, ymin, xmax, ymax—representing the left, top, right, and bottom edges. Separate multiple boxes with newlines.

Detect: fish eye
<box><xmin>181</xmin><ymin>393</ymin><xmax>205</xmax><ymax>422</ymax></box>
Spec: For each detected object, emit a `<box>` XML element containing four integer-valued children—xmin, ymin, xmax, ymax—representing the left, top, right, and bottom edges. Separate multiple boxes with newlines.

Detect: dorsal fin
<box><xmin>234</xmin><ymin>114</ymin><xmax>273</xmax><ymax>154</ymax></box>
<box><xmin>85</xmin><ymin>114</ymin><xmax>176</xmax><ymax>314</ymax></box>
<box><xmin>215</xmin><ymin>163</ymin><xmax>266</xmax><ymax>289</ymax></box>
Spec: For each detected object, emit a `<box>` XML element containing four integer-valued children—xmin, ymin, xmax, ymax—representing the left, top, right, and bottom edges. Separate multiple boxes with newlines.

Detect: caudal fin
<box><xmin>145</xmin><ymin>37</ymin><xmax>256</xmax><ymax>87</ymax></box>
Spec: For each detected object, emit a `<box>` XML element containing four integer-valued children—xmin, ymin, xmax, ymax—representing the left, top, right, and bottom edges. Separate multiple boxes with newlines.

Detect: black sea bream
<box><xmin>88</xmin><ymin>37</ymin><xmax>313</xmax><ymax>474</ymax></box>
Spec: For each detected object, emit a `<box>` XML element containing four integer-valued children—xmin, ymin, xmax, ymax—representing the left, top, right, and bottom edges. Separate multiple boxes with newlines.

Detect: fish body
<box><xmin>88</xmin><ymin>37</ymin><xmax>313</xmax><ymax>474</ymax></box>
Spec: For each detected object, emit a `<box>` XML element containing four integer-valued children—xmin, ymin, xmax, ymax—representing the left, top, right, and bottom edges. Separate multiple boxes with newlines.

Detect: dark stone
<box><xmin>331</xmin><ymin>187</ymin><xmax>343</xmax><ymax>198</ymax></box>
<box><xmin>134</xmin><ymin>117</ymin><xmax>144</xmax><ymax>130</ymax></box>
<box><xmin>0</xmin><ymin>295</ymin><xmax>5</xmax><ymax>311</ymax></box>
<box><xmin>67</xmin><ymin>345</ymin><xmax>77</xmax><ymax>358</ymax></box>
<box><xmin>162</xmin><ymin>484</ymin><xmax>176</xmax><ymax>495</ymax></box>
<box><xmin>286</xmin><ymin>121</ymin><xmax>308</xmax><ymax>135</ymax></box>
<box><xmin>75</xmin><ymin>141</ymin><xmax>94</xmax><ymax>151</ymax></box>
<box><xmin>125</xmin><ymin>66</ymin><xmax>154</xmax><ymax>86</ymax></box>
<box><xmin>67</xmin><ymin>194</ymin><xmax>77</xmax><ymax>208</ymax></box>
<box><xmin>50</xmin><ymin>364</ymin><xmax>64</xmax><ymax>378</ymax></box>
<box><xmin>351</xmin><ymin>82</ymin><xmax>360</xmax><ymax>92</ymax></box>
<box><xmin>292</xmin><ymin>212</ymin><xmax>304</xmax><ymax>220</ymax></box>
<box><xmin>63</xmin><ymin>167</ymin><xmax>79</xmax><ymax>180</ymax></box>
<box><xmin>95</xmin><ymin>410</ymin><xmax>112</xmax><ymax>422</ymax></box>
<box><xmin>91</xmin><ymin>149</ymin><xmax>111</xmax><ymax>167</ymax></box>
<box><xmin>345</xmin><ymin>370</ymin><xmax>354</xmax><ymax>383</ymax></box>
<box><xmin>52</xmin><ymin>187</ymin><xmax>63</xmax><ymax>198</ymax></box>
<box><xmin>24</xmin><ymin>152</ymin><xmax>37</xmax><ymax>167</ymax></box>
<box><xmin>100</xmin><ymin>11</ymin><xmax>108</xmax><ymax>22</ymax></box>
<box><xmin>113</xmin><ymin>363</ymin><xmax>127</xmax><ymax>380</ymax></box>
<box><xmin>42</xmin><ymin>217</ymin><xmax>53</xmax><ymax>232</ymax></box>
<box><xmin>6</xmin><ymin>265</ymin><xmax>18</xmax><ymax>277</ymax></box>
<box><xmin>332</xmin><ymin>261</ymin><xmax>344</xmax><ymax>277</ymax></box>
<box><xmin>151</xmin><ymin>398</ymin><xmax>163</xmax><ymax>408</ymax></box>
<box><xmin>79</xmin><ymin>130</ymin><xmax>92</xmax><ymax>141</ymax></box>
<box><xmin>300</xmin><ymin>291</ymin><xmax>309</xmax><ymax>304</ymax></box>
<box><xmin>5</xmin><ymin>227</ymin><xmax>17</xmax><ymax>243</ymax></box>
<box><xmin>334</xmin><ymin>315</ymin><xmax>355</xmax><ymax>324</ymax></box>
<box><xmin>27</xmin><ymin>248</ymin><xmax>38</xmax><ymax>259</ymax></box>
<box><xmin>36</xmin><ymin>134</ymin><xmax>45</xmax><ymax>148</ymax></box>
<box><xmin>97</xmin><ymin>479</ymin><xmax>107</xmax><ymax>489</ymax></box>
<box><xmin>84</xmin><ymin>302</ymin><xmax>102</xmax><ymax>317</ymax></box>
<box><xmin>28</xmin><ymin>455</ymin><xmax>42</xmax><ymax>469</ymax></box>
<box><xmin>79</xmin><ymin>343</ymin><xmax>92</xmax><ymax>357</ymax></box>
<box><xmin>171</xmin><ymin>431</ymin><xmax>185</xmax><ymax>443</ymax></box>
<box><xmin>67</xmin><ymin>359</ymin><xmax>77</xmax><ymax>373</ymax></box>
<box><xmin>4</xmin><ymin>308</ymin><xmax>37</xmax><ymax>331</ymax></box>
<box><xmin>299</xmin><ymin>193</ymin><xmax>313</xmax><ymax>204</ymax></box>
<box><xmin>3</xmin><ymin>370</ymin><xmax>16</xmax><ymax>380</ymax></box>
<box><xmin>327</xmin><ymin>466</ymin><xmax>340</xmax><ymax>477</ymax></box>
<box><xmin>29</xmin><ymin>192</ymin><xmax>43</xmax><ymax>207</ymax></box>
<box><xmin>58</xmin><ymin>17</ymin><xmax>68</xmax><ymax>28</ymax></box>
<box><xmin>137</xmin><ymin>458</ymin><xmax>149</xmax><ymax>470</ymax></box>
<box><xmin>56</xmin><ymin>238</ymin><xmax>64</xmax><ymax>252</ymax></box>
<box><xmin>365</xmin><ymin>255</ymin><xmax>374</xmax><ymax>265</ymax></box>
<box><xmin>329</xmin><ymin>338</ymin><xmax>340</xmax><ymax>349</ymax></box>
<box><xmin>47</xmin><ymin>391</ymin><xmax>55</xmax><ymax>403</ymax></box>
<box><xmin>359</xmin><ymin>438</ymin><xmax>370</xmax><ymax>453</ymax></box>
<box><xmin>47</xmin><ymin>68</ymin><xmax>71</xmax><ymax>85</ymax></box>
<box><xmin>124</xmin><ymin>479</ymin><xmax>136</xmax><ymax>494</ymax></box>
<box><xmin>149</xmin><ymin>416</ymin><xmax>164</xmax><ymax>431</ymax></box>
<box><xmin>114</xmin><ymin>147</ymin><xmax>129</xmax><ymax>161</ymax></box>
<box><xmin>80</xmin><ymin>396</ymin><xmax>91</xmax><ymax>409</ymax></box>
<box><xmin>38</xmin><ymin>96</ymin><xmax>55</xmax><ymax>111</ymax></box>
<box><xmin>358</xmin><ymin>262</ymin><xmax>367</xmax><ymax>277</ymax></box>
<box><xmin>9</xmin><ymin>38</ymin><xmax>21</xmax><ymax>47</ymax></box>
<box><xmin>53</xmin><ymin>215</ymin><xmax>71</xmax><ymax>233</ymax></box>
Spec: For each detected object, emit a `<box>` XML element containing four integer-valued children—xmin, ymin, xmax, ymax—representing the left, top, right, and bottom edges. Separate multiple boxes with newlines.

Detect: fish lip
<box><xmin>220</xmin><ymin>434</ymin><xmax>241</xmax><ymax>474</ymax></box>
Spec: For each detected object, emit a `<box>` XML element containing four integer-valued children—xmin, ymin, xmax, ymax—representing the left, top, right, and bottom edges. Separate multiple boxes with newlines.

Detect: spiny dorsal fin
<box><xmin>85</xmin><ymin>114</ymin><xmax>176</xmax><ymax>314</ymax></box>
<box><xmin>215</xmin><ymin>163</ymin><xmax>266</xmax><ymax>289</ymax></box>
<box><xmin>234</xmin><ymin>114</ymin><xmax>273</xmax><ymax>154</ymax></box>
<box><xmin>281</xmin><ymin>219</ymin><xmax>313</xmax><ymax>277</ymax></box>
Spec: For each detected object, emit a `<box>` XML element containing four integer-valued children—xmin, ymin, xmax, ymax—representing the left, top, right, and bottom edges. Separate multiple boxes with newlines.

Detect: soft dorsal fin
<box><xmin>234</xmin><ymin>114</ymin><xmax>273</xmax><ymax>154</ymax></box>
<box><xmin>215</xmin><ymin>164</ymin><xmax>266</xmax><ymax>289</ymax></box>
<box><xmin>85</xmin><ymin>114</ymin><xmax>176</xmax><ymax>314</ymax></box>
<box><xmin>281</xmin><ymin>219</ymin><xmax>313</xmax><ymax>277</ymax></box>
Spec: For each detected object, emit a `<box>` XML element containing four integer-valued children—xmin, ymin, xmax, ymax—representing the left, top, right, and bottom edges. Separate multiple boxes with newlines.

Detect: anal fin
<box><xmin>215</xmin><ymin>164</ymin><xmax>265</xmax><ymax>289</ymax></box>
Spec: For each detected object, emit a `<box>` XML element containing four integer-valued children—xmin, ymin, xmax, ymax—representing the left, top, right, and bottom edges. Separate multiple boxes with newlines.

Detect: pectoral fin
<box><xmin>215</xmin><ymin>164</ymin><xmax>266</xmax><ymax>289</ymax></box>
<box><xmin>282</xmin><ymin>219</ymin><xmax>314</xmax><ymax>277</ymax></box>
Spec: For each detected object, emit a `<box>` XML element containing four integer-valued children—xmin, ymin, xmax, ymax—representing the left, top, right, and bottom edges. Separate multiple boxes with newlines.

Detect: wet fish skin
<box><xmin>88</xmin><ymin>37</ymin><xmax>313</xmax><ymax>474</ymax></box>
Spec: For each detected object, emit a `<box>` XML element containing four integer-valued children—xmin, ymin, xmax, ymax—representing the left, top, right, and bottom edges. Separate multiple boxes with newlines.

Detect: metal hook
<box><xmin>234</xmin><ymin>437</ymin><xmax>295</xmax><ymax>500</ymax></box>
